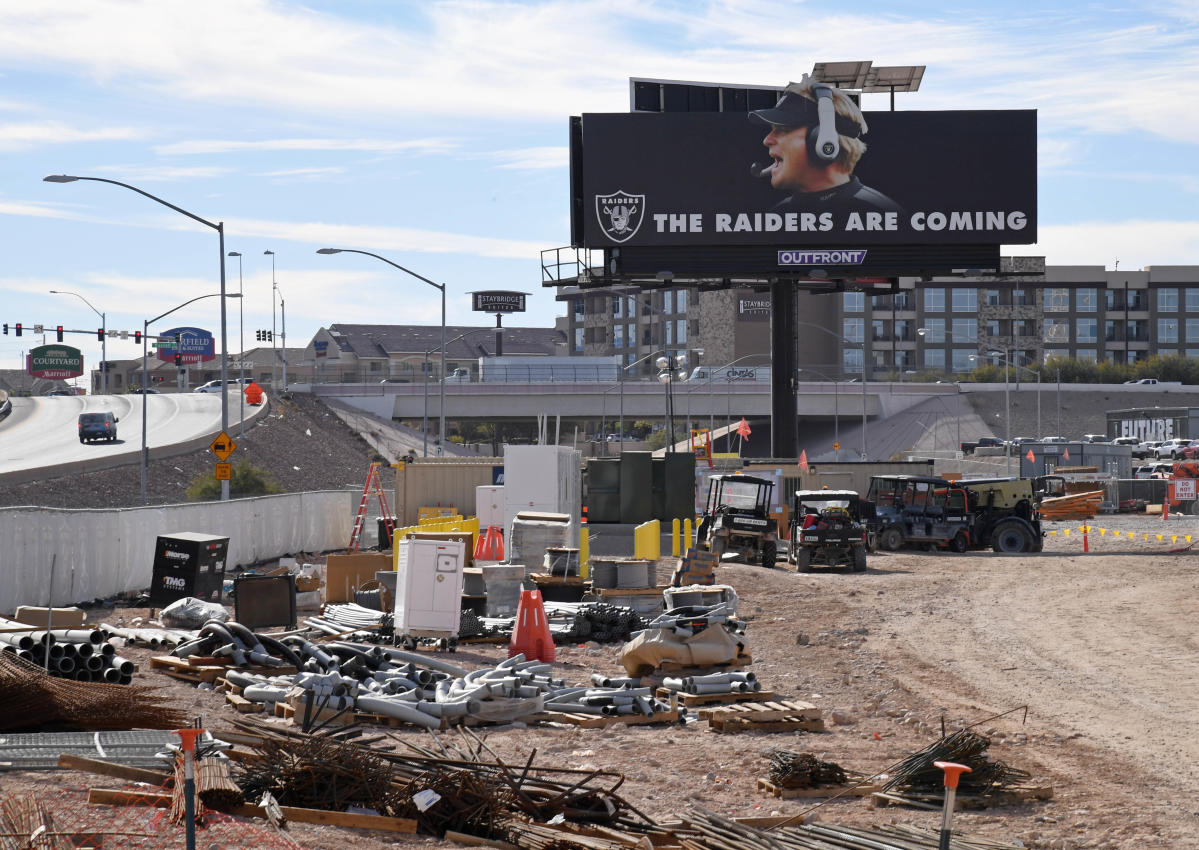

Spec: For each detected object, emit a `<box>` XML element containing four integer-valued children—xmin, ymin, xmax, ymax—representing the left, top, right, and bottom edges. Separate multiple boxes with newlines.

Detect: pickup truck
<box><xmin>960</xmin><ymin>437</ymin><xmax>1002</xmax><ymax>455</ymax></box>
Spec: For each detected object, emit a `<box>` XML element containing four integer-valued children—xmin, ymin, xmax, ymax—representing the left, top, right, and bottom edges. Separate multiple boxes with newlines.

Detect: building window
<box><xmin>1013</xmin><ymin>319</ymin><xmax>1036</xmax><ymax>338</ymax></box>
<box><xmin>613</xmin><ymin>325</ymin><xmax>625</xmax><ymax>348</ymax></box>
<box><xmin>895</xmin><ymin>320</ymin><xmax>914</xmax><ymax>341</ymax></box>
<box><xmin>1014</xmin><ymin>289</ymin><xmax>1031</xmax><ymax>307</ymax></box>
<box><xmin>1043</xmin><ymin>288</ymin><xmax>1069</xmax><ymax>312</ymax></box>
<box><xmin>985</xmin><ymin>319</ymin><xmax>1001</xmax><ymax>337</ymax></box>
<box><xmin>843</xmin><ymin>347</ymin><xmax>864</xmax><ymax>373</ymax></box>
<box><xmin>951</xmin><ymin>289</ymin><xmax>978</xmax><ymax>312</ymax></box>
<box><xmin>951</xmin><ymin>350</ymin><xmax>974</xmax><ymax>372</ymax></box>
<box><xmin>612</xmin><ymin>296</ymin><xmax>623</xmax><ymax>317</ymax></box>
<box><xmin>951</xmin><ymin>318</ymin><xmax>978</xmax><ymax>342</ymax></box>
<box><xmin>1105</xmin><ymin>291</ymin><xmax>1124</xmax><ymax>311</ymax></box>
<box><xmin>573</xmin><ymin>328</ymin><xmax>583</xmax><ymax>352</ymax></box>
<box><xmin>1187</xmin><ymin>319</ymin><xmax>1199</xmax><ymax>342</ymax></box>
<box><xmin>665</xmin><ymin>321</ymin><xmax>673</xmax><ymax>345</ymax></box>
<box><xmin>676</xmin><ymin>290</ymin><xmax>688</xmax><ymax>313</ymax></box>
<box><xmin>923</xmin><ymin>288</ymin><xmax>945</xmax><ymax>312</ymax></box>
<box><xmin>843</xmin><ymin>292</ymin><xmax>865</xmax><ymax>312</ymax></box>
<box><xmin>1104</xmin><ymin>320</ymin><xmax>1122</xmax><ymax>342</ymax></box>
<box><xmin>895</xmin><ymin>292</ymin><xmax>912</xmax><ymax>310</ymax></box>
<box><xmin>1158</xmin><ymin>288</ymin><xmax>1179</xmax><ymax>311</ymax></box>
<box><xmin>921</xmin><ymin>318</ymin><xmax>945</xmax><ymax>342</ymax></box>
<box><xmin>872</xmin><ymin>319</ymin><xmax>888</xmax><ymax>341</ymax></box>
<box><xmin>1158</xmin><ymin>318</ymin><xmax>1179</xmax><ymax>343</ymax></box>
<box><xmin>1077</xmin><ymin>288</ymin><xmax>1097</xmax><ymax>312</ymax></box>
<box><xmin>675</xmin><ymin>319</ymin><xmax>687</xmax><ymax>344</ymax></box>
<box><xmin>663</xmin><ymin>290</ymin><xmax>674</xmax><ymax>314</ymax></box>
<box><xmin>573</xmin><ymin>298</ymin><xmax>584</xmax><ymax>319</ymax></box>
<box><xmin>984</xmin><ymin>289</ymin><xmax>1001</xmax><ymax>307</ymax></box>
<box><xmin>1040</xmin><ymin>318</ymin><xmax>1069</xmax><ymax>340</ymax></box>
<box><xmin>843</xmin><ymin>318</ymin><xmax>864</xmax><ymax>343</ymax></box>
<box><xmin>1186</xmin><ymin>288</ymin><xmax>1199</xmax><ymax>312</ymax></box>
<box><xmin>923</xmin><ymin>349</ymin><xmax>945</xmax><ymax>369</ymax></box>
<box><xmin>1076</xmin><ymin>349</ymin><xmax>1097</xmax><ymax>363</ymax></box>
<box><xmin>1076</xmin><ymin>318</ymin><xmax>1097</xmax><ymax>343</ymax></box>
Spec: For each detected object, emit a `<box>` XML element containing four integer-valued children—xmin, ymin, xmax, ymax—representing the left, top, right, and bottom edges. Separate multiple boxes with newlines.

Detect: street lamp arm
<box><xmin>148</xmin><ymin>292</ymin><xmax>224</xmax><ymax>327</ymax></box>
<box><xmin>44</xmin><ymin>175</ymin><xmax>219</xmax><ymax>231</ymax></box>
<box><xmin>317</xmin><ymin>248</ymin><xmax>444</xmax><ymax>292</ymax></box>
<box><xmin>49</xmin><ymin>289</ymin><xmax>103</xmax><ymax>319</ymax></box>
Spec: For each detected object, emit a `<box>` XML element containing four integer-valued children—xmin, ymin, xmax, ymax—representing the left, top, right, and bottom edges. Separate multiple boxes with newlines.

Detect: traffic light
<box><xmin>15</xmin><ymin>323</ymin><xmax>21</xmax><ymax>337</ymax></box>
<box><xmin>56</xmin><ymin>326</ymin><xmax>64</xmax><ymax>343</ymax></box>
<box><xmin>174</xmin><ymin>353</ymin><xmax>182</xmax><ymax>367</ymax></box>
<box><xmin>134</xmin><ymin>331</ymin><xmax>141</xmax><ymax>344</ymax></box>
<box><xmin>255</xmin><ymin>330</ymin><xmax>263</xmax><ymax>342</ymax></box>
<box><xmin>2</xmin><ymin>324</ymin><xmax>6</xmax><ymax>335</ymax></box>
<box><xmin>97</xmin><ymin>328</ymin><xmax>105</xmax><ymax>341</ymax></box>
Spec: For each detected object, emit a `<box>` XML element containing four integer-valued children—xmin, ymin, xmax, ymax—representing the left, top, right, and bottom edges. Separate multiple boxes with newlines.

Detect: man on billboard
<box><xmin>750</xmin><ymin>76</ymin><xmax>901</xmax><ymax>216</ymax></box>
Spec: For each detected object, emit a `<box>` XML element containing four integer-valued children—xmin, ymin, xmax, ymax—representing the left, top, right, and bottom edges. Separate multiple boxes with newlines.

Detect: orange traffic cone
<box><xmin>508</xmin><ymin>588</ymin><xmax>555</xmax><ymax>662</ymax></box>
<box><xmin>487</xmin><ymin>526</ymin><xmax>505</xmax><ymax>561</ymax></box>
<box><xmin>473</xmin><ymin>531</ymin><xmax>487</xmax><ymax>559</ymax></box>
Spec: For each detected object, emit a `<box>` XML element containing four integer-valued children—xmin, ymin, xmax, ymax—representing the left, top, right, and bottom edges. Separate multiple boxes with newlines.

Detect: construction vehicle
<box><xmin>1165</xmin><ymin>461</ymin><xmax>1199</xmax><ymax>515</ymax></box>
<box><xmin>866</xmin><ymin>475</ymin><xmax>1044</xmax><ymax>554</ymax></box>
<box><xmin>787</xmin><ymin>489</ymin><xmax>872</xmax><ymax>572</ymax></box>
<box><xmin>695</xmin><ymin>474</ymin><xmax>778</xmax><ymax>568</ymax></box>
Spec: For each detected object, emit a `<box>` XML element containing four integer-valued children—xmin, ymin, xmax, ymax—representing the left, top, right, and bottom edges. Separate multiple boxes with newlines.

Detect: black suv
<box><xmin>78</xmin><ymin>411</ymin><xmax>118</xmax><ymax>443</ymax></box>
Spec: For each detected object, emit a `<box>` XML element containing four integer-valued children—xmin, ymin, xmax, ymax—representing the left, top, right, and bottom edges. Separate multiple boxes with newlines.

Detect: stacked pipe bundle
<box><xmin>305</xmin><ymin>602</ymin><xmax>391</xmax><ymax>638</ymax></box>
<box><xmin>170</xmin><ymin>619</ymin><xmax>302</xmax><ymax>670</ymax></box>
<box><xmin>0</xmin><ymin>620</ymin><xmax>135</xmax><ymax>684</ymax></box>
<box><xmin>100</xmin><ymin>623</ymin><xmax>196</xmax><ymax>650</ymax></box>
<box><xmin>643</xmin><ymin>602</ymin><xmax>746</xmax><ymax>638</ymax></box>
<box><xmin>544</xmin><ymin>602</ymin><xmax>646</xmax><ymax>644</ymax></box>
<box><xmin>537</xmin><ymin>673</ymin><xmax>673</xmax><ymax>718</ymax></box>
<box><xmin>659</xmin><ymin>670</ymin><xmax>760</xmax><ymax>696</ymax></box>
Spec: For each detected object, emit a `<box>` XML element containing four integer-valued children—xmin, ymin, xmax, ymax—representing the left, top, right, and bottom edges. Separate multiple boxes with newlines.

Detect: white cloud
<box><xmin>155</xmin><ymin>137</ymin><xmax>456</xmax><ymax>156</ymax></box>
<box><xmin>1032</xmin><ymin>220</ymin><xmax>1199</xmax><ymax>270</ymax></box>
<box><xmin>256</xmin><ymin>166</ymin><xmax>348</xmax><ymax>178</ymax></box>
<box><xmin>492</xmin><ymin>146</ymin><xmax>569</xmax><ymax>170</ymax></box>
<box><xmin>91</xmin><ymin>164</ymin><xmax>232</xmax><ymax>181</ymax></box>
<box><xmin>0</xmin><ymin>121</ymin><xmax>140</xmax><ymax>151</ymax></box>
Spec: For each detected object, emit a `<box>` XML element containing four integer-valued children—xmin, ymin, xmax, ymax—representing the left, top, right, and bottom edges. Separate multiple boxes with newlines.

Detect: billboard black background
<box><xmin>577</xmin><ymin>109</ymin><xmax>1036</xmax><ymax>248</ymax></box>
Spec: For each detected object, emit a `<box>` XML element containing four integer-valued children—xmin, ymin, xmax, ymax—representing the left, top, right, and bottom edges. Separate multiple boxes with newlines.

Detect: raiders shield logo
<box><xmin>595</xmin><ymin>191</ymin><xmax>645</xmax><ymax>243</ymax></box>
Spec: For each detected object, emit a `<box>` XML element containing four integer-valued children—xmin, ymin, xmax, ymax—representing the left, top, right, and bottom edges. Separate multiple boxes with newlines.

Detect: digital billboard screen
<box><xmin>574</xmin><ymin>109</ymin><xmax>1036</xmax><ymax>250</ymax></box>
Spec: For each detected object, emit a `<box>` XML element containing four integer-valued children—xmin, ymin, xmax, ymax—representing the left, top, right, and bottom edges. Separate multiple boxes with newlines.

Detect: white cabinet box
<box><xmin>475</xmin><ymin>485</ymin><xmax>505</xmax><ymax>530</ymax></box>
<box><xmin>502</xmin><ymin>445</ymin><xmax>581</xmax><ymax>546</ymax></box>
<box><xmin>395</xmin><ymin>538</ymin><xmax>466</xmax><ymax>644</ymax></box>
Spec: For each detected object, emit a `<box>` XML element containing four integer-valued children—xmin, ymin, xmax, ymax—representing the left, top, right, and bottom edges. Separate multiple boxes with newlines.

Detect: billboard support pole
<box><xmin>771</xmin><ymin>281</ymin><xmax>799</xmax><ymax>459</ymax></box>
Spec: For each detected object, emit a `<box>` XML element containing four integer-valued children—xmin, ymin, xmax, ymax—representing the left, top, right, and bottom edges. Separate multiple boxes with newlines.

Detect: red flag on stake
<box><xmin>736</xmin><ymin>417</ymin><xmax>752</xmax><ymax>441</ymax></box>
<box><xmin>799</xmin><ymin>449</ymin><xmax>809</xmax><ymax>472</ymax></box>
<box><xmin>1025</xmin><ymin>448</ymin><xmax>1035</xmax><ymax>463</ymax></box>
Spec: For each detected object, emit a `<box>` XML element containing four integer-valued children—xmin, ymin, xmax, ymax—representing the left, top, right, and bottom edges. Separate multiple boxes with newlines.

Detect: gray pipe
<box><xmin>110</xmin><ymin>656</ymin><xmax>135</xmax><ymax>676</ymax></box>
<box><xmin>0</xmin><ymin>633</ymin><xmax>35</xmax><ymax>651</ymax></box>
<box><xmin>55</xmin><ymin>656</ymin><xmax>76</xmax><ymax>674</ymax></box>
<box><xmin>85</xmin><ymin>655</ymin><xmax>104</xmax><ymax>672</ymax></box>
<box><xmin>689</xmin><ymin>682</ymin><xmax>739</xmax><ymax>695</ymax></box>
<box><xmin>48</xmin><ymin>629</ymin><xmax>104</xmax><ymax>645</ymax></box>
<box><xmin>243</xmin><ymin>684</ymin><xmax>292</xmax><ymax>703</ymax></box>
<box><xmin>634</xmin><ymin>695</ymin><xmax>655</xmax><ymax>716</ymax></box>
<box><xmin>350</xmin><ymin>644</ymin><xmax>468</xmax><ymax>677</ymax></box>
<box><xmin>355</xmin><ymin>694</ymin><xmax>441</xmax><ymax>728</ymax></box>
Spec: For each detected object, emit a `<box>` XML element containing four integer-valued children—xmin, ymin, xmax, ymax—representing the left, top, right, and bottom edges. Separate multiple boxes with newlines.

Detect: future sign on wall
<box><xmin>575</xmin><ymin>109</ymin><xmax>1036</xmax><ymax>250</ymax></box>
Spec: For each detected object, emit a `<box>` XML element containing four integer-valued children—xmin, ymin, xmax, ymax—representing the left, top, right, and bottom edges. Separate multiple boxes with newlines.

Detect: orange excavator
<box><xmin>1166</xmin><ymin>461</ymin><xmax>1199</xmax><ymax>515</ymax></box>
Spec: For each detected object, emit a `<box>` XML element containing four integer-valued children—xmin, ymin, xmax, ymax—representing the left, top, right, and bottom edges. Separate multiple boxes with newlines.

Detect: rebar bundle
<box><xmin>0</xmin><ymin>651</ymin><xmax>187</xmax><ymax>733</ymax></box>
<box><xmin>882</xmin><ymin>729</ymin><xmax>1030</xmax><ymax>794</ymax></box>
<box><xmin>766</xmin><ymin>751</ymin><xmax>847</xmax><ymax>789</ymax></box>
<box><xmin>0</xmin><ymin>796</ymin><xmax>71</xmax><ymax>850</ymax></box>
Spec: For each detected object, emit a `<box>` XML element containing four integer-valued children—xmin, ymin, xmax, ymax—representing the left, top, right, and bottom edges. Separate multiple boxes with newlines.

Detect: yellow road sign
<box><xmin>215</xmin><ymin>462</ymin><xmax>232</xmax><ymax>480</ymax></box>
<box><xmin>210</xmin><ymin>431</ymin><xmax>237</xmax><ymax>461</ymax></box>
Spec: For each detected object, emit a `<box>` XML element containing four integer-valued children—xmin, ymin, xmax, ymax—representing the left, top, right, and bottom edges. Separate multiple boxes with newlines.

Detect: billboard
<box><xmin>28</xmin><ymin>344</ymin><xmax>83</xmax><ymax>379</ymax></box>
<box><xmin>157</xmin><ymin>326</ymin><xmax>215</xmax><ymax>364</ymax></box>
<box><xmin>574</xmin><ymin>109</ymin><xmax>1036</xmax><ymax>250</ymax></box>
<box><xmin>472</xmin><ymin>291</ymin><xmax>527</xmax><ymax>313</ymax></box>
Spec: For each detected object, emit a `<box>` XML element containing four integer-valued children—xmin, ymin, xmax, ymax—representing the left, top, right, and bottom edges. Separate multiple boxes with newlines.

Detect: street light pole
<box><xmin>227</xmin><ymin>252</ymin><xmax>245</xmax><ymax>437</ymax></box>
<box><xmin>49</xmin><ymin>289</ymin><xmax>106</xmax><ymax>394</ymax></box>
<box><xmin>264</xmin><ymin>251</ymin><xmax>277</xmax><ymax>390</ymax></box>
<box><xmin>46</xmin><ymin>174</ymin><xmax>231</xmax><ymax>500</ymax></box>
<box><xmin>318</xmin><ymin>248</ymin><xmax>447</xmax><ymax>451</ymax></box>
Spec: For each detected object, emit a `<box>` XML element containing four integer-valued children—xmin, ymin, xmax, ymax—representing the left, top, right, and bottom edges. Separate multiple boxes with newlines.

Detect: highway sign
<box><xmin>215</xmin><ymin>462</ymin><xmax>232</xmax><ymax>481</ymax></box>
<box><xmin>210</xmin><ymin>432</ymin><xmax>237</xmax><ymax>462</ymax></box>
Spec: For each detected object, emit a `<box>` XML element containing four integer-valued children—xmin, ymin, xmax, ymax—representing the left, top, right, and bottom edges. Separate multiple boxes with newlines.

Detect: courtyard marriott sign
<box><xmin>28</xmin><ymin>344</ymin><xmax>84</xmax><ymax>379</ymax></box>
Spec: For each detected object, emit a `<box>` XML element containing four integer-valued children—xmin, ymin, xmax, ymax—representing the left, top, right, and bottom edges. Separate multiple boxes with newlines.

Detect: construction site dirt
<box><xmin>3</xmin><ymin>532</ymin><xmax>1196</xmax><ymax>850</ymax></box>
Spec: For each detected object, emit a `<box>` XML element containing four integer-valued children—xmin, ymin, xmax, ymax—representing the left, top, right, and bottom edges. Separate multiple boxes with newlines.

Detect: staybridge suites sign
<box><xmin>28</xmin><ymin>344</ymin><xmax>83</xmax><ymax>379</ymax></box>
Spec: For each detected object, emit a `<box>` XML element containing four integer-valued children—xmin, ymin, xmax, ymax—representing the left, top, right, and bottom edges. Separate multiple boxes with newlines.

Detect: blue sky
<box><xmin>2</xmin><ymin>0</ymin><xmax>1198</xmax><ymax>383</ymax></box>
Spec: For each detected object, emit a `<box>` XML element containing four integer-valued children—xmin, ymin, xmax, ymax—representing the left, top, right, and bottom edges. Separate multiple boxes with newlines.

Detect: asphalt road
<box><xmin>0</xmin><ymin>392</ymin><xmax>253</xmax><ymax>475</ymax></box>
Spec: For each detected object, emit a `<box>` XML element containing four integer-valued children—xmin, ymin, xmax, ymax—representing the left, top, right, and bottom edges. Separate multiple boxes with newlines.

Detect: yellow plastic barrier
<box><xmin>580</xmin><ymin>528</ymin><xmax>589</xmax><ymax>579</ymax></box>
<box><xmin>634</xmin><ymin>520</ymin><xmax>661</xmax><ymax>561</ymax></box>
<box><xmin>671</xmin><ymin>519</ymin><xmax>681</xmax><ymax>557</ymax></box>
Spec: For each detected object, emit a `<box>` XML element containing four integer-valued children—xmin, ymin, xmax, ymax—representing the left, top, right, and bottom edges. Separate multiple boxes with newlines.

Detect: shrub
<box><xmin>187</xmin><ymin>461</ymin><xmax>283</xmax><ymax>501</ymax></box>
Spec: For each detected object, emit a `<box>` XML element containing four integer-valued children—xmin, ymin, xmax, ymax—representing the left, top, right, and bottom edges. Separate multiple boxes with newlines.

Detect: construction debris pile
<box><xmin>767</xmin><ymin>750</ymin><xmax>849</xmax><ymax>789</ymax></box>
<box><xmin>0</xmin><ymin>651</ymin><xmax>187</xmax><ymax>733</ymax></box>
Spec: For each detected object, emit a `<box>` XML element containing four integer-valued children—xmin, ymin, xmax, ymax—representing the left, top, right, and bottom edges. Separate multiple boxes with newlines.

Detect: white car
<box><xmin>1040</xmin><ymin>436</ymin><xmax>1069</xmax><ymax>444</ymax></box>
<box><xmin>194</xmin><ymin>379</ymin><xmax>247</xmax><ymax>394</ymax></box>
<box><xmin>1154</xmin><ymin>439</ymin><xmax>1190</xmax><ymax>459</ymax></box>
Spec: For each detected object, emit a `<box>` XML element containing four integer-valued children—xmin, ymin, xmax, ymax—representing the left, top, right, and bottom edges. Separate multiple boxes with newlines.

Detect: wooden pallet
<box><xmin>871</xmin><ymin>785</ymin><xmax>1054</xmax><ymax>811</ymax></box>
<box><xmin>655</xmin><ymin>688</ymin><xmax>776</xmax><ymax>707</ymax></box>
<box><xmin>700</xmin><ymin>699</ymin><xmax>824</xmax><ymax>734</ymax></box>
<box><xmin>756</xmin><ymin>777</ymin><xmax>879</xmax><ymax>799</ymax></box>
<box><xmin>529</xmin><ymin>704</ymin><xmax>681</xmax><ymax>729</ymax></box>
<box><xmin>654</xmin><ymin>656</ymin><xmax>754</xmax><ymax>675</ymax></box>
<box><xmin>150</xmin><ymin>655</ymin><xmax>296</xmax><ymax>684</ymax></box>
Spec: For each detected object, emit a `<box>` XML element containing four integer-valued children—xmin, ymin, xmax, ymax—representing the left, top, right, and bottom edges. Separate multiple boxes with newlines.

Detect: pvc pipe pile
<box><xmin>170</xmin><ymin>619</ymin><xmax>303</xmax><ymax>670</ymax></box>
<box><xmin>0</xmin><ymin>619</ymin><xmax>135</xmax><ymax>684</ymax></box>
<box><xmin>101</xmin><ymin>623</ymin><xmax>196</xmax><ymax>649</ymax></box>
<box><xmin>305</xmin><ymin>603</ymin><xmax>390</xmax><ymax>638</ymax></box>
<box><xmin>659</xmin><ymin>670</ymin><xmax>761</xmax><ymax>696</ymax></box>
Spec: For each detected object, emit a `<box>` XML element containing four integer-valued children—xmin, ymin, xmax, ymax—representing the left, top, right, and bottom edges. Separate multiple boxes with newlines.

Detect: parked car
<box><xmin>1040</xmin><ymin>436</ymin><xmax>1069</xmax><ymax>444</ymax></box>
<box><xmin>1111</xmin><ymin>436</ymin><xmax>1146</xmax><ymax>457</ymax></box>
<box><xmin>1139</xmin><ymin>440</ymin><xmax>1163</xmax><ymax>457</ymax></box>
<box><xmin>1008</xmin><ymin>436</ymin><xmax>1036</xmax><ymax>448</ymax></box>
<box><xmin>1081</xmin><ymin>434</ymin><xmax>1111</xmax><ymax>443</ymax></box>
<box><xmin>194</xmin><ymin>379</ymin><xmax>247</xmax><ymax>394</ymax></box>
<box><xmin>1179</xmin><ymin>440</ymin><xmax>1199</xmax><ymax>460</ymax></box>
<box><xmin>130</xmin><ymin>387</ymin><xmax>160</xmax><ymax>394</ymax></box>
<box><xmin>77</xmin><ymin>411</ymin><xmax>118</xmax><ymax>443</ymax></box>
<box><xmin>1124</xmin><ymin>378</ymin><xmax>1159</xmax><ymax>385</ymax></box>
<box><xmin>1134</xmin><ymin>462</ymin><xmax>1174</xmax><ymax>479</ymax></box>
<box><xmin>1155</xmin><ymin>439</ymin><xmax>1191</xmax><ymax>459</ymax></box>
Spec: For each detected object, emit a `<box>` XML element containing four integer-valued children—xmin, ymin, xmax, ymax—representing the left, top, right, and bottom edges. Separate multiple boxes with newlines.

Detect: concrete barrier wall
<box><xmin>0</xmin><ymin>490</ymin><xmax>355</xmax><ymax>611</ymax></box>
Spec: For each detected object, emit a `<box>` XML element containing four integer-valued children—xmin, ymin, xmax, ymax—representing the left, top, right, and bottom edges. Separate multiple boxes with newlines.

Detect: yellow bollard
<box><xmin>634</xmin><ymin>520</ymin><xmax>661</xmax><ymax>561</ymax></box>
<box><xmin>580</xmin><ymin>528</ymin><xmax>589</xmax><ymax>579</ymax></box>
<box><xmin>683</xmin><ymin>518</ymin><xmax>693</xmax><ymax>552</ymax></box>
<box><xmin>671</xmin><ymin>518</ymin><xmax>681</xmax><ymax>557</ymax></box>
